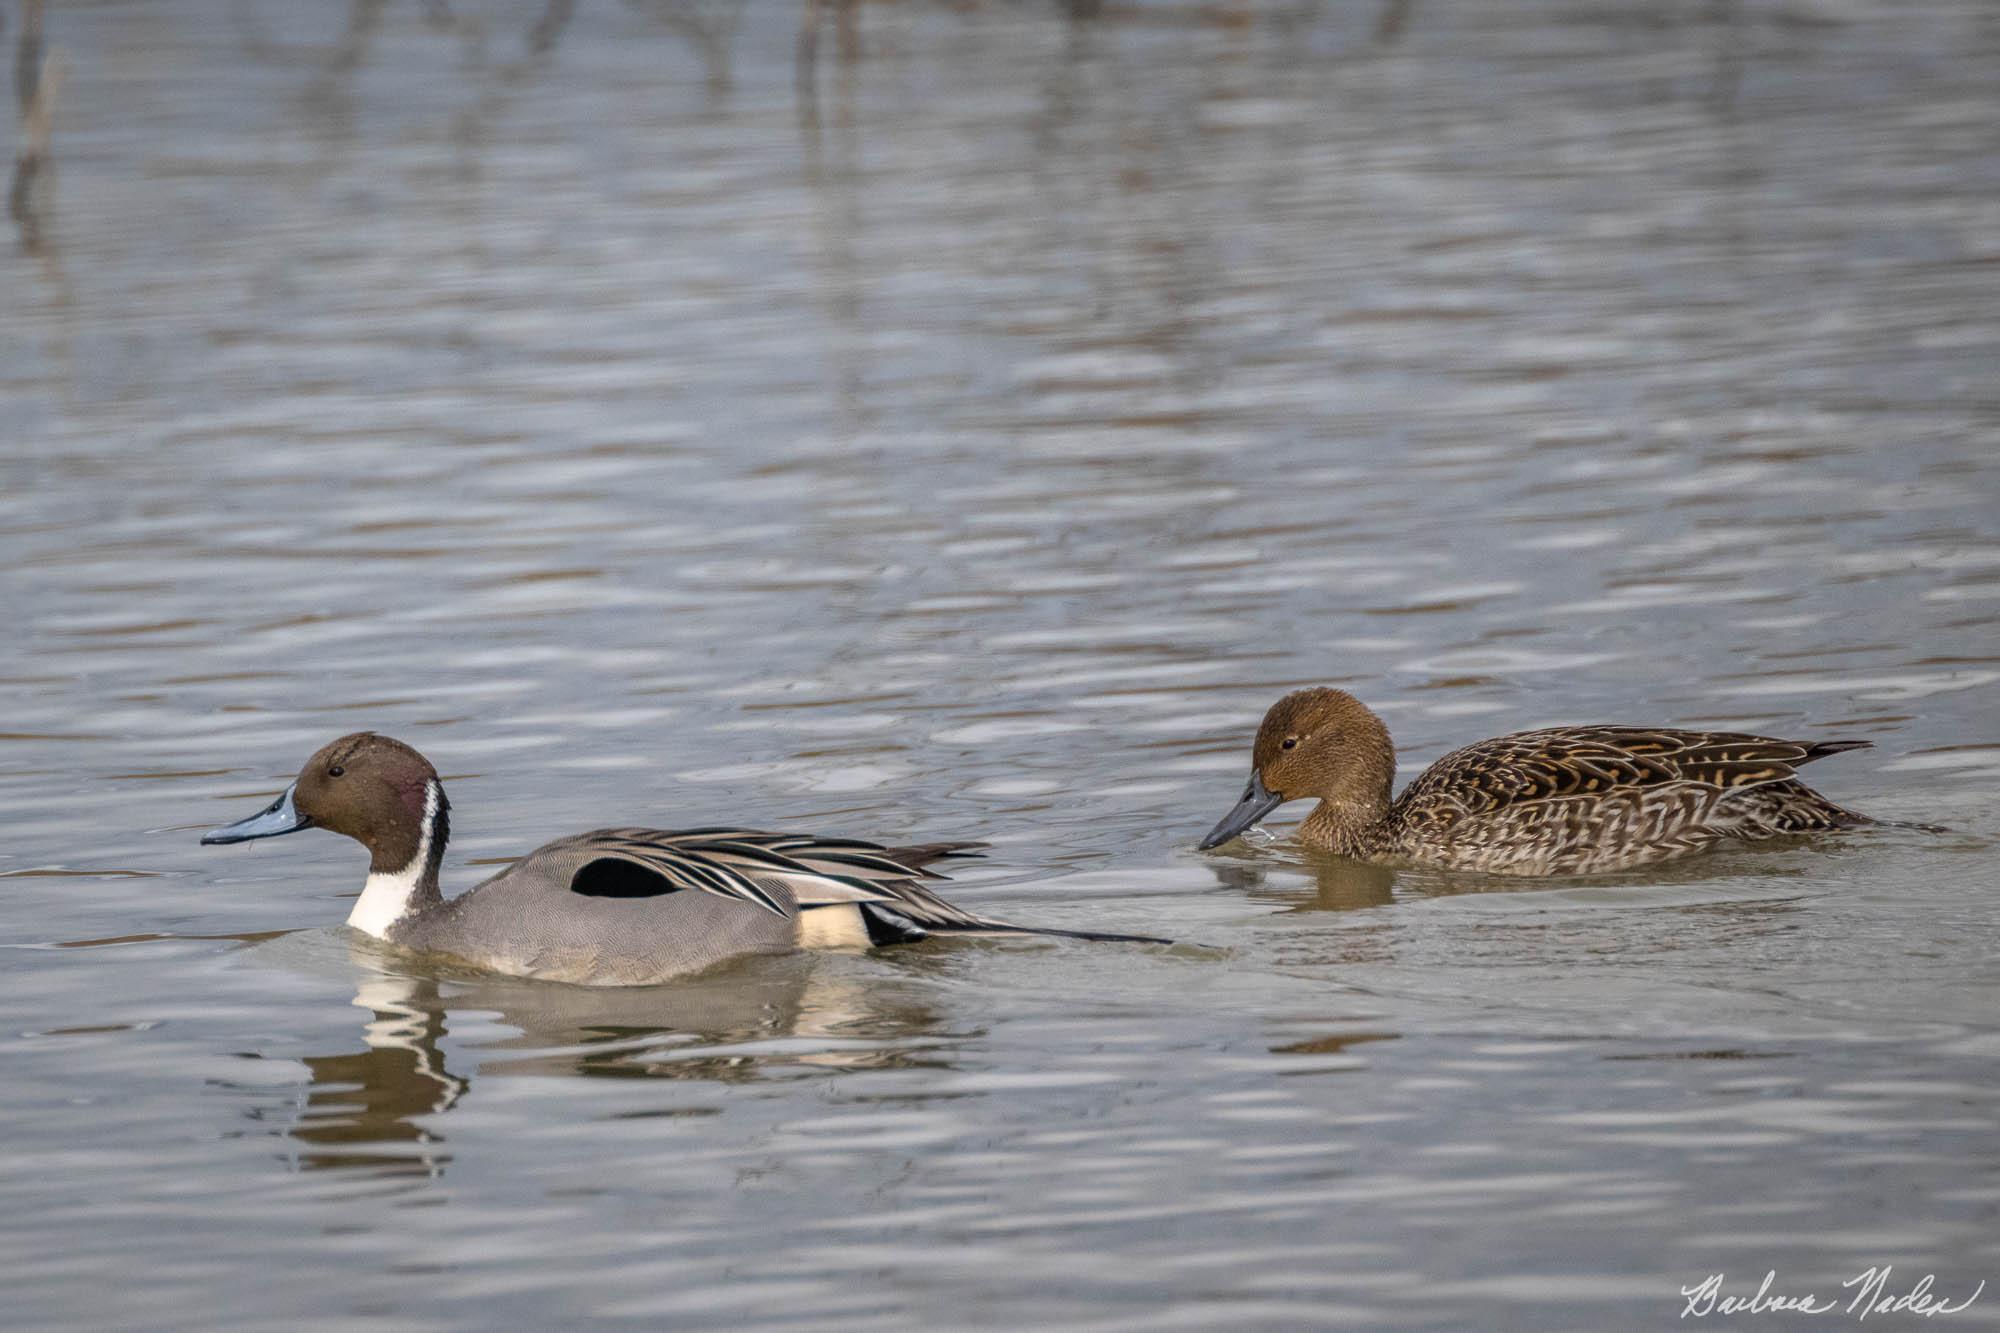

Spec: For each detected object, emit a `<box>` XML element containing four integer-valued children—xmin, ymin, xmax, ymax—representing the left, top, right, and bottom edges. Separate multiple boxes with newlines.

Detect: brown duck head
<box><xmin>202</xmin><ymin>732</ymin><xmax>448</xmax><ymax>876</ymax></box>
<box><xmin>1198</xmin><ymin>688</ymin><xmax>1395</xmax><ymax>850</ymax></box>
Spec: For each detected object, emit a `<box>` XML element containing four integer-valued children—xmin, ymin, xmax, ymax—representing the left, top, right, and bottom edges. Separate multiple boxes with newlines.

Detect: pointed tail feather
<box><xmin>1800</xmin><ymin>739</ymin><xmax>1872</xmax><ymax>763</ymax></box>
<box><xmin>1857</xmin><ymin>812</ymin><xmax>1951</xmax><ymax>833</ymax></box>
<box><xmin>861</xmin><ymin>844</ymin><xmax>1166</xmax><ymax>943</ymax></box>
<box><xmin>1785</xmin><ymin>743</ymin><xmax>1949</xmax><ymax>830</ymax></box>
<box><xmin>1779</xmin><ymin>783</ymin><xmax>1949</xmax><ymax>834</ymax></box>
<box><xmin>919</xmin><ymin>919</ymin><xmax>1174</xmax><ymax>945</ymax></box>
<box><xmin>880</xmin><ymin>841</ymin><xmax>989</xmax><ymax>875</ymax></box>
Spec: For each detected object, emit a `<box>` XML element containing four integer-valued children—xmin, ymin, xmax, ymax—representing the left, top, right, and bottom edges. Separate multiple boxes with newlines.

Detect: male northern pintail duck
<box><xmin>1198</xmin><ymin>688</ymin><xmax>1877</xmax><ymax>875</ymax></box>
<box><xmin>203</xmin><ymin>732</ymin><xmax>1162</xmax><ymax>985</ymax></box>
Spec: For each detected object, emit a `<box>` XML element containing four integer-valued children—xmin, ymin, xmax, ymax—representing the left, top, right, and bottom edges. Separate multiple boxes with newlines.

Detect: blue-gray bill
<box><xmin>1198</xmin><ymin>773</ymin><xmax>1284</xmax><ymax>850</ymax></box>
<box><xmin>201</xmin><ymin>783</ymin><xmax>311</xmax><ymax>844</ymax></box>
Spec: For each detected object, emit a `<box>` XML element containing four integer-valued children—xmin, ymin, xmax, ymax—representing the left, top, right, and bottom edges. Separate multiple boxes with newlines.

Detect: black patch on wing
<box><xmin>570</xmin><ymin>857</ymin><xmax>684</xmax><ymax>899</ymax></box>
<box><xmin>858</xmin><ymin>902</ymin><xmax>929</xmax><ymax>946</ymax></box>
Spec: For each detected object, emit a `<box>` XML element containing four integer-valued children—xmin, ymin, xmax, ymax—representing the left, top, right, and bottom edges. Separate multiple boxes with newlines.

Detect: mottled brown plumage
<box><xmin>1200</xmin><ymin>688</ymin><xmax>1874</xmax><ymax>875</ymax></box>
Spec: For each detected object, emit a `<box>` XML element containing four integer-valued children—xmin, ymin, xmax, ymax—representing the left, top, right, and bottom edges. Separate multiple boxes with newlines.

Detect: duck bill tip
<box><xmin>201</xmin><ymin>783</ymin><xmax>310</xmax><ymax>845</ymax></box>
<box><xmin>1198</xmin><ymin>774</ymin><xmax>1284</xmax><ymax>851</ymax></box>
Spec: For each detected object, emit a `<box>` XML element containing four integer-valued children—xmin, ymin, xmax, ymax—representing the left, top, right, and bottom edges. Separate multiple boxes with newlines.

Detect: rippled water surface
<box><xmin>5</xmin><ymin>0</ymin><xmax>1999</xmax><ymax>1326</ymax></box>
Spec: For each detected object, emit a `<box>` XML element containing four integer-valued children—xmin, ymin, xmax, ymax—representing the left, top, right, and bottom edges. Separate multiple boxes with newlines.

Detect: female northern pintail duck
<box><xmin>1198</xmin><ymin>688</ymin><xmax>1876</xmax><ymax>875</ymax></box>
<box><xmin>204</xmin><ymin>732</ymin><xmax>1161</xmax><ymax>985</ymax></box>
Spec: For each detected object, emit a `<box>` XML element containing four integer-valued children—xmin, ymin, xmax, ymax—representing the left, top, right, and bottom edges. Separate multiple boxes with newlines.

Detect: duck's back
<box><xmin>1379</xmin><ymin>726</ymin><xmax>1868</xmax><ymax>874</ymax></box>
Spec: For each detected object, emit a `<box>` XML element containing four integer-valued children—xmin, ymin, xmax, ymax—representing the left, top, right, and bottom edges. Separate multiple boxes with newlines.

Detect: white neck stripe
<box><xmin>347</xmin><ymin>780</ymin><xmax>440</xmax><ymax>940</ymax></box>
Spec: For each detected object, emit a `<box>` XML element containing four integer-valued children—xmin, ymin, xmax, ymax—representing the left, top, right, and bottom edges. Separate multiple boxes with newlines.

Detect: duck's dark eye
<box><xmin>1280</xmin><ymin>737</ymin><xmax>1298</xmax><ymax>751</ymax></box>
<box><xmin>328</xmin><ymin>765</ymin><xmax>345</xmax><ymax>778</ymax></box>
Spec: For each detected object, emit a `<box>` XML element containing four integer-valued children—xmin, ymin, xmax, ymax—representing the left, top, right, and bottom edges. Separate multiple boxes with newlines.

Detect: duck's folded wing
<box><xmin>559</xmin><ymin>829</ymin><xmax>1166</xmax><ymax>942</ymax></box>
<box><xmin>558</xmin><ymin>828</ymin><xmax>992</xmax><ymax>923</ymax></box>
<box><xmin>1393</xmin><ymin>726</ymin><xmax>1869</xmax><ymax>831</ymax></box>
<box><xmin>1567</xmin><ymin>728</ymin><xmax>1868</xmax><ymax>785</ymax></box>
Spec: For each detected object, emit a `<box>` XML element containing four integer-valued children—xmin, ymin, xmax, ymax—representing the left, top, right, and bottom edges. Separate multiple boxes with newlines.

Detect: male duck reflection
<box><xmin>204</xmin><ymin>732</ymin><xmax>1162</xmax><ymax>985</ymax></box>
<box><xmin>1200</xmin><ymin>688</ymin><xmax>1879</xmax><ymax>875</ymax></box>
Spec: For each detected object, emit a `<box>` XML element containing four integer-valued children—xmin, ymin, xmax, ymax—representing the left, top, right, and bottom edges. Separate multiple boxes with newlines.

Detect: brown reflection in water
<box><xmin>1211</xmin><ymin>852</ymin><xmax>1398</xmax><ymax>914</ymax></box>
<box><xmin>1269</xmin><ymin>1029</ymin><xmax>1399</xmax><ymax>1058</ymax></box>
<box><xmin>1602</xmin><ymin>1048</ymin><xmax>1795</xmax><ymax>1062</ymax></box>
<box><xmin>1210</xmin><ymin>854</ymin><xmax>1399</xmax><ymax>965</ymax></box>
<box><xmin>257</xmin><ymin>952</ymin><xmax>950</xmax><ymax>1179</ymax></box>
<box><xmin>798</xmin><ymin>0</ymin><xmax>865</xmax><ymax>435</ymax></box>
<box><xmin>54</xmin><ymin>928</ymin><xmax>295</xmax><ymax>949</ymax></box>
<box><xmin>1209</xmin><ymin>838</ymin><xmax>1823</xmax><ymax>971</ymax></box>
<box><xmin>9</xmin><ymin>0</ymin><xmax>57</xmax><ymax>249</ymax></box>
<box><xmin>629</xmin><ymin>0</ymin><xmax>741</xmax><ymax>96</ymax></box>
<box><xmin>288</xmin><ymin>975</ymin><xmax>464</xmax><ymax>1178</ymax></box>
<box><xmin>1374</xmin><ymin>0</ymin><xmax>1416</xmax><ymax>45</ymax></box>
<box><xmin>527</xmin><ymin>0</ymin><xmax>576</xmax><ymax>57</ymax></box>
<box><xmin>796</xmin><ymin>0</ymin><xmax>860</xmax><ymax>99</ymax></box>
<box><xmin>242</xmin><ymin>0</ymin><xmax>743</xmax><ymax>187</ymax></box>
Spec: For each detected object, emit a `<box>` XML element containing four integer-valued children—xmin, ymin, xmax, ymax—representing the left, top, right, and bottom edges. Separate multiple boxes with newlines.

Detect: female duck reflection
<box><xmin>251</xmin><ymin>947</ymin><xmax>948</xmax><ymax>1178</ymax></box>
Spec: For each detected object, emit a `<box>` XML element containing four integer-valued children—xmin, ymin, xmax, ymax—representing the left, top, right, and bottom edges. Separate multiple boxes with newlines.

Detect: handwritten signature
<box><xmin>1681</xmin><ymin>1268</ymin><xmax>1985</xmax><ymax>1320</ymax></box>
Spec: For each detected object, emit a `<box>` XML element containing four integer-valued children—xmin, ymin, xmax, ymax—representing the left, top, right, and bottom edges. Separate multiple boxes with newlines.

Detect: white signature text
<box><xmin>1680</xmin><ymin>1268</ymin><xmax>1984</xmax><ymax>1320</ymax></box>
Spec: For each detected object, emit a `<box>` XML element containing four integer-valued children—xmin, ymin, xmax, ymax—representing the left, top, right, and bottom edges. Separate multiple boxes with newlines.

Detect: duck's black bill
<box><xmin>201</xmin><ymin>784</ymin><xmax>311</xmax><ymax>844</ymax></box>
<box><xmin>1198</xmin><ymin>773</ymin><xmax>1284</xmax><ymax>850</ymax></box>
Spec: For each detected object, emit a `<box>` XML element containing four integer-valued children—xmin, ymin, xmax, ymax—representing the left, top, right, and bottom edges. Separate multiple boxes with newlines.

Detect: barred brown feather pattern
<box><xmin>1360</xmin><ymin>725</ymin><xmax>1869</xmax><ymax>875</ymax></box>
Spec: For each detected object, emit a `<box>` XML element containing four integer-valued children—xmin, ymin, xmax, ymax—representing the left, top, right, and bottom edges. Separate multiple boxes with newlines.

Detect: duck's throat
<box><xmin>348</xmin><ymin>780</ymin><xmax>448</xmax><ymax>940</ymax></box>
<box><xmin>1299</xmin><ymin>798</ymin><xmax>1386</xmax><ymax>856</ymax></box>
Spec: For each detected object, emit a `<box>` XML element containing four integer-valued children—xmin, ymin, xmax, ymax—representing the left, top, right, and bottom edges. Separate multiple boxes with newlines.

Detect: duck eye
<box><xmin>1280</xmin><ymin>737</ymin><xmax>1298</xmax><ymax>751</ymax></box>
<box><xmin>328</xmin><ymin>765</ymin><xmax>345</xmax><ymax>778</ymax></box>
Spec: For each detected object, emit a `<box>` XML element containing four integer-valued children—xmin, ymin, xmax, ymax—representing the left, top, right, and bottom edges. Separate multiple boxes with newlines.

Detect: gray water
<box><xmin>4</xmin><ymin>0</ymin><xmax>1998</xmax><ymax>1327</ymax></box>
